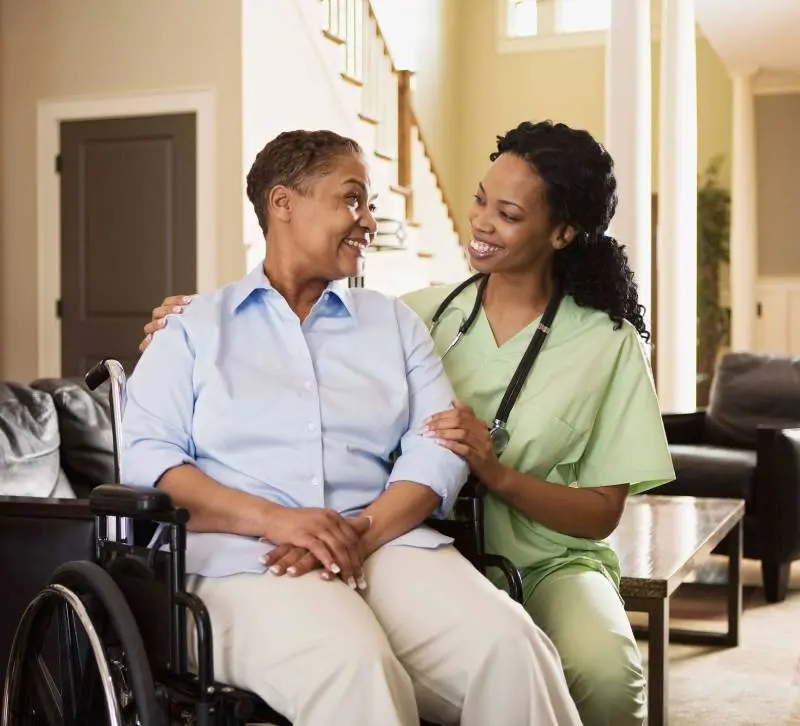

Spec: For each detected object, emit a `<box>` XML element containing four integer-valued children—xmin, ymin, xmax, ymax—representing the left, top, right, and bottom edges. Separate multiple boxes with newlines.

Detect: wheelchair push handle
<box><xmin>85</xmin><ymin>358</ymin><xmax>128</xmax><ymax>483</ymax></box>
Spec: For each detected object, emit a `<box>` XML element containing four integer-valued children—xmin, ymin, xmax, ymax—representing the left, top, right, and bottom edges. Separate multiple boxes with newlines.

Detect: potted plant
<box><xmin>696</xmin><ymin>155</ymin><xmax>731</xmax><ymax>405</ymax></box>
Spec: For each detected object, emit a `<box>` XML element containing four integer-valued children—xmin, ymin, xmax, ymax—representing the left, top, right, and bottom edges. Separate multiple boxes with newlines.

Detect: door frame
<box><xmin>36</xmin><ymin>88</ymin><xmax>216</xmax><ymax>378</ymax></box>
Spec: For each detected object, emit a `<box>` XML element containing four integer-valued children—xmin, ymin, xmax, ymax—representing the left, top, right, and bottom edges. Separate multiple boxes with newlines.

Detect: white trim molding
<box><xmin>36</xmin><ymin>88</ymin><xmax>216</xmax><ymax>378</ymax></box>
<box><xmin>753</xmin><ymin>68</ymin><xmax>800</xmax><ymax>96</ymax></box>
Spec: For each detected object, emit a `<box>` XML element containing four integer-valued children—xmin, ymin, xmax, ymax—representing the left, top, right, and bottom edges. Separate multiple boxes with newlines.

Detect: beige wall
<box><xmin>755</xmin><ymin>92</ymin><xmax>800</xmax><ymax>277</ymax></box>
<box><xmin>0</xmin><ymin>0</ymin><xmax>243</xmax><ymax>382</ymax></box>
<box><xmin>453</xmin><ymin>0</ymin><xmax>733</xmax><ymax>240</ymax></box>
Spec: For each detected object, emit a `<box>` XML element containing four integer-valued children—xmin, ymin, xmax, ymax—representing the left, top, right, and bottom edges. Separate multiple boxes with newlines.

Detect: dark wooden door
<box><xmin>59</xmin><ymin>113</ymin><xmax>197</xmax><ymax>378</ymax></box>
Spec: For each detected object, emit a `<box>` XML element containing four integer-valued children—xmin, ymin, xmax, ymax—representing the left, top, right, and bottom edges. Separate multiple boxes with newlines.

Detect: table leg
<box><xmin>725</xmin><ymin>519</ymin><xmax>743</xmax><ymax>647</ymax></box>
<box><xmin>647</xmin><ymin>597</ymin><xmax>669</xmax><ymax>726</ymax></box>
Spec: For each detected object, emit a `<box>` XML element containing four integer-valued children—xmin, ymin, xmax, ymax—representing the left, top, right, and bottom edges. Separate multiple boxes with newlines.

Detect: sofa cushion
<box><xmin>705</xmin><ymin>353</ymin><xmax>800</xmax><ymax>449</ymax></box>
<box><xmin>30</xmin><ymin>378</ymin><xmax>114</xmax><ymax>497</ymax></box>
<box><xmin>660</xmin><ymin>444</ymin><xmax>757</xmax><ymax>504</ymax></box>
<box><xmin>0</xmin><ymin>382</ymin><xmax>73</xmax><ymax>497</ymax></box>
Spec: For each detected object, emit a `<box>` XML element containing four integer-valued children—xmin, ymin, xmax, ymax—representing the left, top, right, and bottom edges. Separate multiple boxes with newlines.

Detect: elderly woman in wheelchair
<box><xmin>0</xmin><ymin>129</ymin><xmax>580</xmax><ymax>726</ymax></box>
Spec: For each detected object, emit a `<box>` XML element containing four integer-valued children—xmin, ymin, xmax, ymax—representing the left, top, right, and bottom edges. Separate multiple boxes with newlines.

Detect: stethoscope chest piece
<box><xmin>430</xmin><ymin>273</ymin><xmax>562</xmax><ymax>458</ymax></box>
<box><xmin>489</xmin><ymin>421</ymin><xmax>510</xmax><ymax>455</ymax></box>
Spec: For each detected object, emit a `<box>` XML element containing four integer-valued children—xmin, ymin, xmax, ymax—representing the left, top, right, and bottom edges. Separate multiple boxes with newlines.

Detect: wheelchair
<box><xmin>1</xmin><ymin>358</ymin><xmax>524</xmax><ymax>726</ymax></box>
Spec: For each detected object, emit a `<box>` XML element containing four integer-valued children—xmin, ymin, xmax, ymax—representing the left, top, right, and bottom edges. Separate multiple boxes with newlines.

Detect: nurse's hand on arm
<box><xmin>126</xmin><ymin>313</ymin><xmax>367</xmax><ymax>586</ymax></box>
<box><xmin>424</xmin><ymin>403</ymin><xmax>628</xmax><ymax>541</ymax></box>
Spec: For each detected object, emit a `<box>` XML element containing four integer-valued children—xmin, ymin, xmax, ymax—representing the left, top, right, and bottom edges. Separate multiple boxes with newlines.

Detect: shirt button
<box><xmin>308</xmin><ymin>422</ymin><xmax>317</xmax><ymax>432</ymax></box>
<box><xmin>311</xmin><ymin>477</ymin><xmax>320</xmax><ymax>487</ymax></box>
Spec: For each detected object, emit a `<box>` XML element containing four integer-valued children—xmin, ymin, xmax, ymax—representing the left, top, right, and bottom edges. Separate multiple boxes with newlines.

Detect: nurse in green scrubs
<box><xmin>413</xmin><ymin>121</ymin><xmax>675</xmax><ymax>726</ymax></box>
<box><xmin>141</xmin><ymin>120</ymin><xmax>674</xmax><ymax>726</ymax></box>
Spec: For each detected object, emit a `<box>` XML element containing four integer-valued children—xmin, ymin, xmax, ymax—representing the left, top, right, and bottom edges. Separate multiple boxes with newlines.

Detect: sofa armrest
<box><xmin>662</xmin><ymin>410</ymin><xmax>707</xmax><ymax>445</ymax></box>
<box><xmin>0</xmin><ymin>496</ymin><xmax>92</xmax><ymax>519</ymax></box>
<box><xmin>754</xmin><ymin>425</ymin><xmax>800</xmax><ymax>561</ymax></box>
<box><xmin>88</xmin><ymin>484</ymin><xmax>189</xmax><ymax>525</ymax></box>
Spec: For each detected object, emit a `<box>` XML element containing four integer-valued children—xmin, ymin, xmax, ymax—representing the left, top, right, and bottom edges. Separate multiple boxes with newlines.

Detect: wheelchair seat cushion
<box><xmin>30</xmin><ymin>378</ymin><xmax>115</xmax><ymax>497</ymax></box>
<box><xmin>0</xmin><ymin>381</ymin><xmax>73</xmax><ymax>498</ymax></box>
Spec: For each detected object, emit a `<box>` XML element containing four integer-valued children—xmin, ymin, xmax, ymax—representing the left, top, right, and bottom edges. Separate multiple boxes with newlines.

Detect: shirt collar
<box><xmin>229</xmin><ymin>263</ymin><xmax>357</xmax><ymax>318</ymax></box>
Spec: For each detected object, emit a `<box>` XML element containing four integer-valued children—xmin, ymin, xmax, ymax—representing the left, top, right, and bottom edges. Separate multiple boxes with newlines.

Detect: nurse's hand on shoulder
<box><xmin>139</xmin><ymin>294</ymin><xmax>193</xmax><ymax>352</ymax></box>
<box><xmin>424</xmin><ymin>403</ymin><xmax>503</xmax><ymax>487</ymax></box>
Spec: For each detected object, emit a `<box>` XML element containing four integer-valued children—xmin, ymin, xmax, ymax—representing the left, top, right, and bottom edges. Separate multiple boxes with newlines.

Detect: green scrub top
<box><xmin>401</xmin><ymin>281</ymin><xmax>675</xmax><ymax>598</ymax></box>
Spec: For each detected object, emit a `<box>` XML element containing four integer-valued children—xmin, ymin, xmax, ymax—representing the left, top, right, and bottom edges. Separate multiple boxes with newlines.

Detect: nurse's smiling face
<box><xmin>466</xmin><ymin>153</ymin><xmax>575</xmax><ymax>275</ymax></box>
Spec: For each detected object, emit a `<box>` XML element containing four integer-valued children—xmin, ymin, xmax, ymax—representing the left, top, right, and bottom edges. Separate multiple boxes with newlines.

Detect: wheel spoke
<box><xmin>28</xmin><ymin>652</ymin><xmax>63</xmax><ymax>725</ymax></box>
<box><xmin>57</xmin><ymin>603</ymin><xmax>81</xmax><ymax>725</ymax></box>
<box><xmin>74</xmin><ymin>655</ymin><xmax>103</xmax><ymax>724</ymax></box>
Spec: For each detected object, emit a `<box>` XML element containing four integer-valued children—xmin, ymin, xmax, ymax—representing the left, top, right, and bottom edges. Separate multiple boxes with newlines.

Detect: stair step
<box><xmin>322</xmin><ymin>29</ymin><xmax>346</xmax><ymax>45</ymax></box>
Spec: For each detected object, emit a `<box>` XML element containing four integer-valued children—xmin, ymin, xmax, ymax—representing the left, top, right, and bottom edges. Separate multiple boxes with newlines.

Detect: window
<box><xmin>556</xmin><ymin>0</ymin><xmax>611</xmax><ymax>34</ymax></box>
<box><xmin>507</xmin><ymin>0</ymin><xmax>538</xmax><ymax>37</ymax></box>
<box><xmin>504</xmin><ymin>0</ymin><xmax>612</xmax><ymax>45</ymax></box>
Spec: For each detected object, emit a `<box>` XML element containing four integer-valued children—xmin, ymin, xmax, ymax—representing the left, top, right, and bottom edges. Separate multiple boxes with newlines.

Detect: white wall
<box><xmin>241</xmin><ymin>0</ymin><xmax>358</xmax><ymax>268</ymax></box>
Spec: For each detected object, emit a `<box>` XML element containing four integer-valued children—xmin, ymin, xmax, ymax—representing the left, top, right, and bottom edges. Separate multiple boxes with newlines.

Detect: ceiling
<box><xmin>695</xmin><ymin>0</ymin><xmax>800</xmax><ymax>74</ymax></box>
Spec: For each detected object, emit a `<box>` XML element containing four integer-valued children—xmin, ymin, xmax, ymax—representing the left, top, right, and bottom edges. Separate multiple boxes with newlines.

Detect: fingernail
<box><xmin>171</xmin><ymin>306</ymin><xmax>183</xmax><ymax>313</ymax></box>
<box><xmin>287</xmin><ymin>566</ymin><xmax>298</xmax><ymax>576</ymax></box>
<box><xmin>348</xmin><ymin>577</ymin><xmax>357</xmax><ymax>589</ymax></box>
<box><xmin>330</xmin><ymin>563</ymin><xmax>341</xmax><ymax>574</ymax></box>
<box><xmin>422</xmin><ymin>428</ymin><xmax>435</xmax><ymax>437</ymax></box>
<box><xmin>269</xmin><ymin>565</ymin><xmax>282</xmax><ymax>574</ymax></box>
<box><xmin>259</xmin><ymin>554</ymin><xmax>268</xmax><ymax>564</ymax></box>
<box><xmin>357</xmin><ymin>577</ymin><xmax>368</xmax><ymax>590</ymax></box>
<box><xmin>145</xmin><ymin>334</ymin><xmax>152</xmax><ymax>342</ymax></box>
<box><xmin>182</xmin><ymin>296</ymin><xmax>193</xmax><ymax>303</ymax></box>
<box><xmin>321</xmin><ymin>571</ymin><xmax>333</xmax><ymax>581</ymax></box>
<box><xmin>158</xmin><ymin>319</ymin><xmax>166</xmax><ymax>328</ymax></box>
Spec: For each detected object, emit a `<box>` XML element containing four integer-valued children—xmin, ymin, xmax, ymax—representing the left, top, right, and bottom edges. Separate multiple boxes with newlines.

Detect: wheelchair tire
<box><xmin>2</xmin><ymin>560</ymin><xmax>163</xmax><ymax>726</ymax></box>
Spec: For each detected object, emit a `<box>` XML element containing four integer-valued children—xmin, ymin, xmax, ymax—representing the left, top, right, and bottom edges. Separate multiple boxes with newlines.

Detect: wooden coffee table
<box><xmin>607</xmin><ymin>495</ymin><xmax>744</xmax><ymax>726</ymax></box>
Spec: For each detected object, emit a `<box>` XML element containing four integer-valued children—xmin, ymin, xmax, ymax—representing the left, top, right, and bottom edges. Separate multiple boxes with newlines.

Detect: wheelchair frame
<box><xmin>2</xmin><ymin>348</ymin><xmax>523</xmax><ymax>725</ymax></box>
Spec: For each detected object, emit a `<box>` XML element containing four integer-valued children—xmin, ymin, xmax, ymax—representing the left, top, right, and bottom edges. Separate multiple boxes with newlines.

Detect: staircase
<box><xmin>296</xmin><ymin>0</ymin><xmax>470</xmax><ymax>295</ymax></box>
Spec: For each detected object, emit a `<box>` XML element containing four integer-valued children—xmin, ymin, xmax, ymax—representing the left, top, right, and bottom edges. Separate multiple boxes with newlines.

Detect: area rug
<box><xmin>630</xmin><ymin>557</ymin><xmax>800</xmax><ymax>725</ymax></box>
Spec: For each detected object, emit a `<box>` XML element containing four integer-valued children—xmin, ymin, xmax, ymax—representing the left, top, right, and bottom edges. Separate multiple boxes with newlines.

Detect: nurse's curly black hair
<box><xmin>491</xmin><ymin>121</ymin><xmax>650</xmax><ymax>341</ymax></box>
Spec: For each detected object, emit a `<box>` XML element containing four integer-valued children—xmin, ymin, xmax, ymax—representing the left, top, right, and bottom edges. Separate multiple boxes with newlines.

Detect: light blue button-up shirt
<box><xmin>121</xmin><ymin>264</ymin><xmax>468</xmax><ymax>577</ymax></box>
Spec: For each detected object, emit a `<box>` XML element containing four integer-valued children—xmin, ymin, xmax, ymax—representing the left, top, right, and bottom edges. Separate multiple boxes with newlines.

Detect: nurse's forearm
<box><xmin>158</xmin><ymin>464</ymin><xmax>279</xmax><ymax>535</ymax></box>
<box><xmin>359</xmin><ymin>481</ymin><xmax>440</xmax><ymax>557</ymax></box>
<box><xmin>487</xmin><ymin>466</ymin><xmax>628</xmax><ymax>540</ymax></box>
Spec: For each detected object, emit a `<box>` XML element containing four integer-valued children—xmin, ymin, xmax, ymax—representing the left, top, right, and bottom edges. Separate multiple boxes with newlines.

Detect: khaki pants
<box><xmin>188</xmin><ymin>545</ymin><xmax>582</xmax><ymax>726</ymax></box>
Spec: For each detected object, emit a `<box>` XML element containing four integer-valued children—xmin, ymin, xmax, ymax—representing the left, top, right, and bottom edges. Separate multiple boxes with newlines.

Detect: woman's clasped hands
<box><xmin>258</xmin><ymin>506</ymin><xmax>372</xmax><ymax>590</ymax></box>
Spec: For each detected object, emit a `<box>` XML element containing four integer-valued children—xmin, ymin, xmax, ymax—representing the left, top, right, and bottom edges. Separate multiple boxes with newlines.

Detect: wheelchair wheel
<box><xmin>2</xmin><ymin>561</ymin><xmax>162</xmax><ymax>726</ymax></box>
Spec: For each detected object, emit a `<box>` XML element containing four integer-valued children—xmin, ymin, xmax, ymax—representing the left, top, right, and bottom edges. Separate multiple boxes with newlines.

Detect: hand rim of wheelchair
<box><xmin>1</xmin><ymin>561</ymin><xmax>161</xmax><ymax>726</ymax></box>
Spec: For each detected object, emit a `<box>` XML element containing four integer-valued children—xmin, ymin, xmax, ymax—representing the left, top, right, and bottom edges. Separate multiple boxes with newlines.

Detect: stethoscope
<box><xmin>428</xmin><ymin>272</ymin><xmax>562</xmax><ymax>455</ymax></box>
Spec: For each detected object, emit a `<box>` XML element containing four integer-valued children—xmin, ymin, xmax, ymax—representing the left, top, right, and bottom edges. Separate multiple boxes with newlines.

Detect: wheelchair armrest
<box><xmin>481</xmin><ymin>553</ymin><xmax>524</xmax><ymax>604</ymax></box>
<box><xmin>89</xmin><ymin>484</ymin><xmax>189</xmax><ymax>524</ymax></box>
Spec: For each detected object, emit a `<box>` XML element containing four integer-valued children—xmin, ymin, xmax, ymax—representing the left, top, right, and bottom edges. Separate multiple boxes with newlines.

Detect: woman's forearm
<box><xmin>158</xmin><ymin>464</ymin><xmax>281</xmax><ymax>535</ymax></box>
<box><xmin>360</xmin><ymin>481</ymin><xmax>441</xmax><ymax>556</ymax></box>
<box><xmin>488</xmin><ymin>467</ymin><xmax>628</xmax><ymax>540</ymax></box>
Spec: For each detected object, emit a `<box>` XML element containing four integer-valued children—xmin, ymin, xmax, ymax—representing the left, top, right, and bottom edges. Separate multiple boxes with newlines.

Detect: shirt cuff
<box><xmin>386</xmin><ymin>443</ymin><xmax>469</xmax><ymax>518</ymax></box>
<box><xmin>122</xmin><ymin>442</ymin><xmax>194</xmax><ymax>488</ymax></box>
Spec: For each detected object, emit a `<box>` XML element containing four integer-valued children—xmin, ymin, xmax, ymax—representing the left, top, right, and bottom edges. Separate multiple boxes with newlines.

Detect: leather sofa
<box><xmin>0</xmin><ymin>377</ymin><xmax>114</xmax><ymax>688</ymax></box>
<box><xmin>659</xmin><ymin>352</ymin><xmax>800</xmax><ymax>603</ymax></box>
